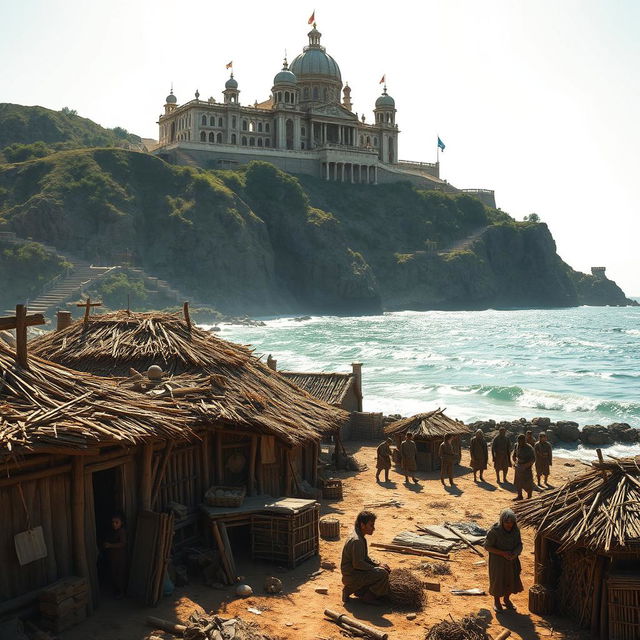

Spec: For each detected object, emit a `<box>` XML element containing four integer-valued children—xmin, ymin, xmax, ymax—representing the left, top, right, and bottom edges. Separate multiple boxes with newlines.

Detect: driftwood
<box><xmin>444</xmin><ymin>524</ymin><xmax>484</xmax><ymax>557</ymax></box>
<box><xmin>370</xmin><ymin>542</ymin><xmax>450</xmax><ymax>560</ymax></box>
<box><xmin>146</xmin><ymin>615</ymin><xmax>186</xmax><ymax>635</ymax></box>
<box><xmin>324</xmin><ymin>610</ymin><xmax>388</xmax><ymax>640</ymax></box>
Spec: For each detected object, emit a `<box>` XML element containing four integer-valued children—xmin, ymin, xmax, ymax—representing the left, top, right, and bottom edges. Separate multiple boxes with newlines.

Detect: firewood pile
<box><xmin>514</xmin><ymin>456</ymin><xmax>640</xmax><ymax>552</ymax></box>
<box><xmin>424</xmin><ymin>614</ymin><xmax>490</xmax><ymax>640</ymax></box>
<box><xmin>388</xmin><ymin>568</ymin><xmax>426</xmax><ymax>610</ymax></box>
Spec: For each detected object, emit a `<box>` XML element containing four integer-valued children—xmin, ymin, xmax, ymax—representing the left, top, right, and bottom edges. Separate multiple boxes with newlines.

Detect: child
<box><xmin>104</xmin><ymin>512</ymin><xmax>127</xmax><ymax>598</ymax></box>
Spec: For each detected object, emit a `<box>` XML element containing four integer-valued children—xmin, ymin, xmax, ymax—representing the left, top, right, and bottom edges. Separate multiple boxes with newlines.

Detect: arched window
<box><xmin>303</xmin><ymin>87</ymin><xmax>309</xmax><ymax>100</ymax></box>
<box><xmin>216</xmin><ymin>132</ymin><xmax>222</xmax><ymax>143</ymax></box>
<box><xmin>285</xmin><ymin>91</ymin><xmax>290</xmax><ymax>103</ymax></box>
<box><xmin>301</xmin><ymin>127</ymin><xmax>306</xmax><ymax>137</ymax></box>
<box><xmin>285</xmin><ymin>119</ymin><xmax>294</xmax><ymax>150</ymax></box>
<box><xmin>265</xmin><ymin>138</ymin><xmax>270</xmax><ymax>147</ymax></box>
<box><xmin>249</xmin><ymin>121</ymin><xmax>255</xmax><ymax>132</ymax></box>
<box><xmin>209</xmin><ymin>132</ymin><xmax>215</xmax><ymax>143</ymax></box>
<box><xmin>366</xmin><ymin>136</ymin><xmax>371</xmax><ymax>146</ymax></box>
<box><xmin>277</xmin><ymin>92</ymin><xmax>282</xmax><ymax>102</ymax></box>
<box><xmin>323</xmin><ymin>88</ymin><xmax>328</xmax><ymax>102</ymax></box>
<box><xmin>249</xmin><ymin>137</ymin><xmax>255</xmax><ymax>146</ymax></box>
<box><xmin>257</xmin><ymin>138</ymin><xmax>263</xmax><ymax>147</ymax></box>
<box><xmin>301</xmin><ymin>142</ymin><xmax>305</xmax><ymax>149</ymax></box>
<box><xmin>201</xmin><ymin>115</ymin><xmax>207</xmax><ymax>126</ymax></box>
<box><xmin>265</xmin><ymin>123</ymin><xmax>270</xmax><ymax>133</ymax></box>
<box><xmin>232</xmin><ymin>116</ymin><xmax>237</xmax><ymax>128</ymax></box>
<box><xmin>231</xmin><ymin>133</ymin><xmax>237</xmax><ymax>144</ymax></box>
<box><xmin>200</xmin><ymin>131</ymin><xmax>206</xmax><ymax>142</ymax></box>
<box><xmin>241</xmin><ymin>136</ymin><xmax>247</xmax><ymax>146</ymax></box>
<box><xmin>218</xmin><ymin>117</ymin><xmax>223</xmax><ymax>127</ymax></box>
<box><xmin>210</xmin><ymin>116</ymin><xmax>215</xmax><ymax>126</ymax></box>
<box><xmin>257</xmin><ymin>122</ymin><xmax>263</xmax><ymax>132</ymax></box>
<box><xmin>242</xmin><ymin>120</ymin><xmax>248</xmax><ymax>131</ymax></box>
<box><xmin>313</xmin><ymin>87</ymin><xmax>319</xmax><ymax>100</ymax></box>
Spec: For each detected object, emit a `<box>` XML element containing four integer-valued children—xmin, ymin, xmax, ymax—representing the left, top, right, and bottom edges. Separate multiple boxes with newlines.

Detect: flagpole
<box><xmin>437</xmin><ymin>135</ymin><xmax>439</xmax><ymax>165</ymax></box>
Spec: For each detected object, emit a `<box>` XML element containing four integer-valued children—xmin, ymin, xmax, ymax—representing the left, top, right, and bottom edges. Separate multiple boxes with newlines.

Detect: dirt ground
<box><xmin>62</xmin><ymin>443</ymin><xmax>590</xmax><ymax>640</ymax></box>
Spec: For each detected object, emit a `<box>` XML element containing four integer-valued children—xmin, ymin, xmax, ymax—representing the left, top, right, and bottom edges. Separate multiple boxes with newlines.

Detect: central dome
<box><xmin>290</xmin><ymin>26</ymin><xmax>342</xmax><ymax>82</ymax></box>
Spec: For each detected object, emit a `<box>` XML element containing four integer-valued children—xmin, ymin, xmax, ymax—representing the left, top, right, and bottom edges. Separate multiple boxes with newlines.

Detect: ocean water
<box><xmin>210</xmin><ymin>306</ymin><xmax>640</xmax><ymax>461</ymax></box>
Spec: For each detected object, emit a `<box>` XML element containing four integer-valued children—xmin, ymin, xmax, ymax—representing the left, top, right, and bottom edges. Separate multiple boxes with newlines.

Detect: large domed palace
<box><xmin>154</xmin><ymin>22</ymin><xmax>494</xmax><ymax>204</ymax></box>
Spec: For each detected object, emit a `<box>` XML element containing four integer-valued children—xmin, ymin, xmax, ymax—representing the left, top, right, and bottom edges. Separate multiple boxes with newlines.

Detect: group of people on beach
<box><xmin>341</xmin><ymin>507</ymin><xmax>525</xmax><ymax>613</ymax></box>
<box><xmin>375</xmin><ymin>428</ymin><xmax>553</xmax><ymax>499</ymax></box>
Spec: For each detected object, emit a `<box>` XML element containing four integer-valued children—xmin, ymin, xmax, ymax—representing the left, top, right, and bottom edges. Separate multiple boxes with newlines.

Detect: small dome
<box><xmin>375</xmin><ymin>90</ymin><xmax>395</xmax><ymax>108</ymax></box>
<box><xmin>273</xmin><ymin>59</ymin><xmax>297</xmax><ymax>86</ymax></box>
<box><xmin>165</xmin><ymin>90</ymin><xmax>177</xmax><ymax>104</ymax></box>
<box><xmin>225</xmin><ymin>74</ymin><xmax>238</xmax><ymax>90</ymax></box>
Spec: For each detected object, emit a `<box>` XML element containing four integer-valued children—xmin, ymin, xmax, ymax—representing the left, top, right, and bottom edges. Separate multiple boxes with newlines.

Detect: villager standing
<box><xmin>470</xmin><ymin>429</ymin><xmax>488</xmax><ymax>482</ymax></box>
<box><xmin>376</xmin><ymin>438</ymin><xmax>393</xmax><ymax>483</ymax></box>
<box><xmin>491</xmin><ymin>427</ymin><xmax>512</xmax><ymax>483</ymax></box>
<box><xmin>104</xmin><ymin>512</ymin><xmax>128</xmax><ymax>598</ymax></box>
<box><xmin>534</xmin><ymin>432</ymin><xmax>553</xmax><ymax>486</ymax></box>
<box><xmin>525</xmin><ymin>430</ymin><xmax>535</xmax><ymax>447</ymax></box>
<box><xmin>439</xmin><ymin>433</ymin><xmax>456</xmax><ymax>486</ymax></box>
<box><xmin>513</xmin><ymin>434</ymin><xmax>535</xmax><ymax>500</ymax></box>
<box><xmin>400</xmin><ymin>432</ymin><xmax>418</xmax><ymax>484</ymax></box>
<box><xmin>484</xmin><ymin>508</ymin><xmax>523</xmax><ymax>612</ymax></box>
<box><xmin>341</xmin><ymin>511</ymin><xmax>391</xmax><ymax>604</ymax></box>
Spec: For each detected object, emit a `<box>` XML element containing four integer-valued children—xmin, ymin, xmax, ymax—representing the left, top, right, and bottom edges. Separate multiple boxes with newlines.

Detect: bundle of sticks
<box><xmin>514</xmin><ymin>456</ymin><xmax>640</xmax><ymax>552</ymax></box>
<box><xmin>424</xmin><ymin>614</ymin><xmax>496</xmax><ymax>640</ymax></box>
<box><xmin>324</xmin><ymin>610</ymin><xmax>388</xmax><ymax>640</ymax></box>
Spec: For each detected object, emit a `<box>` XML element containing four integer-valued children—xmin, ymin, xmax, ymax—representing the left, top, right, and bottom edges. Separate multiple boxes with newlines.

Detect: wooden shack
<box><xmin>384</xmin><ymin>408</ymin><xmax>470</xmax><ymax>471</ymax></box>
<box><xmin>514</xmin><ymin>456</ymin><xmax>640</xmax><ymax>640</ymax></box>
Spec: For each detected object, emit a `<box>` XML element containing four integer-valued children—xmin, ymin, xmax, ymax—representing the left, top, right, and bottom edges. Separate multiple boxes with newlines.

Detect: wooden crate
<box><xmin>39</xmin><ymin>576</ymin><xmax>88</xmax><ymax>603</ymax></box>
<box><xmin>608</xmin><ymin>576</ymin><xmax>640</xmax><ymax>640</ymax></box>
<box><xmin>322</xmin><ymin>479</ymin><xmax>343</xmax><ymax>500</ymax></box>
<box><xmin>39</xmin><ymin>576</ymin><xmax>89</xmax><ymax>633</ymax></box>
<box><xmin>40</xmin><ymin>606</ymin><xmax>87</xmax><ymax>633</ymax></box>
<box><xmin>251</xmin><ymin>504</ymin><xmax>319</xmax><ymax>568</ymax></box>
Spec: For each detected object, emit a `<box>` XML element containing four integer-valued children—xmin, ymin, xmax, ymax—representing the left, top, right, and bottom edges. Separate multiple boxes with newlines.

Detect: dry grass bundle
<box><xmin>424</xmin><ymin>614</ymin><xmax>489</xmax><ymax>640</ymax></box>
<box><xmin>415</xmin><ymin>561</ymin><xmax>452</xmax><ymax>577</ymax></box>
<box><xmin>428</xmin><ymin>500</ymin><xmax>451</xmax><ymax>509</ymax></box>
<box><xmin>385</xmin><ymin>409</ymin><xmax>470</xmax><ymax>439</ymax></box>
<box><xmin>514</xmin><ymin>455</ymin><xmax>640</xmax><ymax>552</ymax></box>
<box><xmin>30</xmin><ymin>311</ymin><xmax>350</xmax><ymax>446</ymax></box>
<box><xmin>388</xmin><ymin>568</ymin><xmax>426</xmax><ymax>610</ymax></box>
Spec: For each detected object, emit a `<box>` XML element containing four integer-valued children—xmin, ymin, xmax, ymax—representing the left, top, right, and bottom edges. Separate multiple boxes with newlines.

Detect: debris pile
<box><xmin>147</xmin><ymin>613</ymin><xmax>280</xmax><ymax>640</ymax></box>
<box><xmin>424</xmin><ymin>614</ymin><xmax>490</xmax><ymax>640</ymax></box>
<box><xmin>388</xmin><ymin>569</ymin><xmax>426</xmax><ymax>610</ymax></box>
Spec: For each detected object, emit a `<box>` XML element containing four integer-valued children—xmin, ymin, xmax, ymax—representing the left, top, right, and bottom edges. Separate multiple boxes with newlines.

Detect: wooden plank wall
<box><xmin>0</xmin><ymin>472</ymin><xmax>73</xmax><ymax>600</ymax></box>
<box><xmin>156</xmin><ymin>444</ymin><xmax>202</xmax><ymax>511</ymax></box>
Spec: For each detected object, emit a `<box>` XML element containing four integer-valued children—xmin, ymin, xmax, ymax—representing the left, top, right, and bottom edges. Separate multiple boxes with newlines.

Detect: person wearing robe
<box><xmin>491</xmin><ymin>427</ymin><xmax>512</xmax><ymax>483</ymax></box>
<box><xmin>525</xmin><ymin>430</ymin><xmax>535</xmax><ymax>447</ymax></box>
<box><xmin>534</xmin><ymin>432</ymin><xmax>553</xmax><ymax>486</ymax></box>
<box><xmin>438</xmin><ymin>434</ymin><xmax>456</xmax><ymax>486</ymax></box>
<box><xmin>375</xmin><ymin>438</ymin><xmax>393</xmax><ymax>483</ymax></box>
<box><xmin>513</xmin><ymin>434</ymin><xmax>535</xmax><ymax>500</ymax></box>
<box><xmin>470</xmin><ymin>429</ymin><xmax>488</xmax><ymax>482</ymax></box>
<box><xmin>484</xmin><ymin>508</ymin><xmax>524</xmax><ymax>612</ymax></box>
<box><xmin>400</xmin><ymin>432</ymin><xmax>418</xmax><ymax>484</ymax></box>
<box><xmin>104</xmin><ymin>512</ymin><xmax>128</xmax><ymax>598</ymax></box>
<box><xmin>341</xmin><ymin>511</ymin><xmax>390</xmax><ymax>604</ymax></box>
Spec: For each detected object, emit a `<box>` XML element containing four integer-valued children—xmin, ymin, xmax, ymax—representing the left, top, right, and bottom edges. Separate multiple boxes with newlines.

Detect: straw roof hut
<box><xmin>385</xmin><ymin>409</ymin><xmax>471</xmax><ymax>471</ymax></box>
<box><xmin>514</xmin><ymin>456</ymin><xmax>640</xmax><ymax>638</ymax></box>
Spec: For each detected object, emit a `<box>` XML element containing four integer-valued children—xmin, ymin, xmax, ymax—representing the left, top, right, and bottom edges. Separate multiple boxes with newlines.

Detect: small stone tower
<box><xmin>342</xmin><ymin>83</ymin><xmax>353</xmax><ymax>111</ymax></box>
<box><xmin>223</xmin><ymin>73</ymin><xmax>240</xmax><ymax>105</ymax></box>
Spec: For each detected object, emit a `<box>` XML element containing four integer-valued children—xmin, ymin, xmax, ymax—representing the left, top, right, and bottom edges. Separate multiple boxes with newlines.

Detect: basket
<box><xmin>204</xmin><ymin>485</ymin><xmax>246</xmax><ymax>508</ymax></box>
<box><xmin>319</xmin><ymin>517</ymin><xmax>340</xmax><ymax>540</ymax></box>
<box><xmin>528</xmin><ymin>584</ymin><xmax>556</xmax><ymax>615</ymax></box>
<box><xmin>322</xmin><ymin>479</ymin><xmax>343</xmax><ymax>500</ymax></box>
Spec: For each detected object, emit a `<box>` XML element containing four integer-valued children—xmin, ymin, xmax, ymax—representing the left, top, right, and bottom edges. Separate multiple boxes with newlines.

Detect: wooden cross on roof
<box><xmin>0</xmin><ymin>304</ymin><xmax>46</xmax><ymax>369</ymax></box>
<box><xmin>77</xmin><ymin>297</ymin><xmax>102</xmax><ymax>325</ymax></box>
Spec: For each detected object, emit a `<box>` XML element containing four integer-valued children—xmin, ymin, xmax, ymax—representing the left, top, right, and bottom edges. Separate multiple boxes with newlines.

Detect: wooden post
<box><xmin>140</xmin><ymin>444</ymin><xmax>153</xmax><ymax>510</ymax></box>
<box><xmin>0</xmin><ymin>305</ymin><xmax>46</xmax><ymax>369</ymax></box>
<box><xmin>248</xmin><ymin>435</ymin><xmax>257</xmax><ymax>497</ymax></box>
<box><xmin>201</xmin><ymin>432</ymin><xmax>211</xmax><ymax>492</ymax></box>
<box><xmin>312</xmin><ymin>440</ymin><xmax>319</xmax><ymax>487</ymax></box>
<box><xmin>151</xmin><ymin>441</ymin><xmax>174</xmax><ymax>510</ymax></box>
<box><xmin>183</xmin><ymin>302</ymin><xmax>192</xmax><ymax>331</ymax></box>
<box><xmin>596</xmin><ymin>448</ymin><xmax>604</xmax><ymax>464</ymax></box>
<box><xmin>256</xmin><ymin>437</ymin><xmax>264</xmax><ymax>495</ymax></box>
<box><xmin>215</xmin><ymin>431</ymin><xmax>223</xmax><ymax>484</ymax></box>
<box><xmin>285</xmin><ymin>449</ymin><xmax>293</xmax><ymax>496</ymax></box>
<box><xmin>71</xmin><ymin>456</ymin><xmax>92</xmax><ymax>612</ymax></box>
<box><xmin>76</xmin><ymin>298</ymin><xmax>102</xmax><ymax>325</ymax></box>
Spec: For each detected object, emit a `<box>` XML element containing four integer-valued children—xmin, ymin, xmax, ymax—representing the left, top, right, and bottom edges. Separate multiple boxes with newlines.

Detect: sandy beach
<box><xmin>62</xmin><ymin>443</ymin><xmax>591</xmax><ymax>640</ymax></box>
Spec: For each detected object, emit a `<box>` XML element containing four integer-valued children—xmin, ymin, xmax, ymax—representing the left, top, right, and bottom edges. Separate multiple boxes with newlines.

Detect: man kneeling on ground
<box><xmin>341</xmin><ymin>510</ymin><xmax>390</xmax><ymax>604</ymax></box>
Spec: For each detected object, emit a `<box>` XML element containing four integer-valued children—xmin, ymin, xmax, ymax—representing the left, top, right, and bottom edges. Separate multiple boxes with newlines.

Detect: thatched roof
<box><xmin>280</xmin><ymin>371</ymin><xmax>357</xmax><ymax>407</ymax></box>
<box><xmin>514</xmin><ymin>456</ymin><xmax>640</xmax><ymax>553</ymax></box>
<box><xmin>385</xmin><ymin>408</ymin><xmax>470</xmax><ymax>438</ymax></box>
<box><xmin>31</xmin><ymin>312</ymin><xmax>349</xmax><ymax>445</ymax></box>
<box><xmin>0</xmin><ymin>341</ymin><xmax>193</xmax><ymax>459</ymax></box>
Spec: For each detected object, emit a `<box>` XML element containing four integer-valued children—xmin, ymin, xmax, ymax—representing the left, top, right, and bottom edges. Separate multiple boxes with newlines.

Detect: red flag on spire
<box><xmin>225</xmin><ymin>61</ymin><xmax>233</xmax><ymax>69</ymax></box>
<box><xmin>379</xmin><ymin>74</ymin><xmax>386</xmax><ymax>84</ymax></box>
<box><xmin>308</xmin><ymin>10</ymin><xmax>315</xmax><ymax>25</ymax></box>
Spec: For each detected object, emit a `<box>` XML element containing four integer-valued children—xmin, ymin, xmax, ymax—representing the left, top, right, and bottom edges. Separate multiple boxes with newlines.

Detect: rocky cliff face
<box><xmin>0</xmin><ymin>150</ymin><xmax>633</xmax><ymax>314</ymax></box>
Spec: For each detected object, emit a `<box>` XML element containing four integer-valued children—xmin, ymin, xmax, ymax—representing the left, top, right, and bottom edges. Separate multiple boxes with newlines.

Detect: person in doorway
<box><xmin>341</xmin><ymin>510</ymin><xmax>390</xmax><ymax>604</ymax></box>
<box><xmin>400</xmin><ymin>432</ymin><xmax>418</xmax><ymax>484</ymax></box>
<box><xmin>470</xmin><ymin>429</ymin><xmax>488</xmax><ymax>482</ymax></box>
<box><xmin>534</xmin><ymin>432</ymin><xmax>553</xmax><ymax>486</ymax></box>
<box><xmin>104</xmin><ymin>512</ymin><xmax>128</xmax><ymax>598</ymax></box>
<box><xmin>375</xmin><ymin>437</ymin><xmax>393</xmax><ymax>483</ymax></box>
<box><xmin>438</xmin><ymin>434</ymin><xmax>456</xmax><ymax>486</ymax></box>
<box><xmin>491</xmin><ymin>427</ymin><xmax>512</xmax><ymax>483</ymax></box>
<box><xmin>513</xmin><ymin>434</ymin><xmax>535</xmax><ymax>500</ymax></box>
<box><xmin>484</xmin><ymin>508</ymin><xmax>523</xmax><ymax>612</ymax></box>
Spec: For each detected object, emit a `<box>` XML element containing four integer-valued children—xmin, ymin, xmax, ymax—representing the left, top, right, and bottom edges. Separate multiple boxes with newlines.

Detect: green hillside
<box><xmin>0</xmin><ymin>103</ymin><xmax>141</xmax><ymax>162</ymax></box>
<box><xmin>0</xmin><ymin>147</ymin><xmax>633</xmax><ymax>314</ymax></box>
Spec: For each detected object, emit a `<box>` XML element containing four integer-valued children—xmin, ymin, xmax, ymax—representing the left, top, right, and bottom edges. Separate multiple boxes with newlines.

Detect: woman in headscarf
<box><xmin>484</xmin><ymin>508</ymin><xmax>523</xmax><ymax>612</ymax></box>
<box><xmin>469</xmin><ymin>429</ymin><xmax>488</xmax><ymax>482</ymax></box>
<box><xmin>513</xmin><ymin>433</ymin><xmax>535</xmax><ymax>500</ymax></box>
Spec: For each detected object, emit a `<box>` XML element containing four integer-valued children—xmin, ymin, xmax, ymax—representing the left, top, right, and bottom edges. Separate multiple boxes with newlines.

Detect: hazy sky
<box><xmin>2</xmin><ymin>0</ymin><xmax>639</xmax><ymax>295</ymax></box>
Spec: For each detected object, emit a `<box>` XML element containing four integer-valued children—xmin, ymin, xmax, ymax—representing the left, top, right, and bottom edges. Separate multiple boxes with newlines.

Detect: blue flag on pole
<box><xmin>437</xmin><ymin>137</ymin><xmax>446</xmax><ymax>151</ymax></box>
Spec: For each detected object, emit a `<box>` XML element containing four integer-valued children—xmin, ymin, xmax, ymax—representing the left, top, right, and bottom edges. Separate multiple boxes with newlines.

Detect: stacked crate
<box><xmin>39</xmin><ymin>577</ymin><xmax>88</xmax><ymax>633</ymax></box>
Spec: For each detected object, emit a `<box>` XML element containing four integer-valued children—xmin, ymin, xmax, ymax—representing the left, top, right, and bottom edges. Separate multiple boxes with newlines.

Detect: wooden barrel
<box><xmin>528</xmin><ymin>584</ymin><xmax>556</xmax><ymax>615</ymax></box>
<box><xmin>322</xmin><ymin>479</ymin><xmax>343</xmax><ymax>500</ymax></box>
<box><xmin>320</xmin><ymin>517</ymin><xmax>340</xmax><ymax>540</ymax></box>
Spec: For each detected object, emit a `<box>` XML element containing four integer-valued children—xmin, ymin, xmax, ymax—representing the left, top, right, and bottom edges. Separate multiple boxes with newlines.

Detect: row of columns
<box><xmin>314</xmin><ymin>123</ymin><xmax>356</xmax><ymax>147</ymax></box>
<box><xmin>323</xmin><ymin>162</ymin><xmax>377</xmax><ymax>184</ymax></box>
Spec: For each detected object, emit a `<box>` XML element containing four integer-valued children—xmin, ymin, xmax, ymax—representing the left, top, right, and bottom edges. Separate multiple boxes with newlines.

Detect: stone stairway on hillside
<box><xmin>439</xmin><ymin>226</ymin><xmax>489</xmax><ymax>255</ymax></box>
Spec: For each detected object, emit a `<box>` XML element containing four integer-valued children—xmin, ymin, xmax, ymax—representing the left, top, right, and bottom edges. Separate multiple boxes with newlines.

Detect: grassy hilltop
<box><xmin>0</xmin><ymin>105</ymin><xmax>634</xmax><ymax>314</ymax></box>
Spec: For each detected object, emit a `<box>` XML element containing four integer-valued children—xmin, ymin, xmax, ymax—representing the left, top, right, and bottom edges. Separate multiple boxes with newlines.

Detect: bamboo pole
<box><xmin>71</xmin><ymin>456</ymin><xmax>92</xmax><ymax>613</ymax></box>
<box><xmin>248</xmin><ymin>435</ymin><xmax>257</xmax><ymax>497</ymax></box>
<box><xmin>324</xmin><ymin>610</ymin><xmax>388</xmax><ymax>640</ymax></box>
<box><xmin>215</xmin><ymin>431</ymin><xmax>223</xmax><ymax>484</ymax></box>
<box><xmin>151</xmin><ymin>441</ymin><xmax>174</xmax><ymax>510</ymax></box>
<box><xmin>141</xmin><ymin>444</ymin><xmax>153</xmax><ymax>510</ymax></box>
<box><xmin>370</xmin><ymin>542</ymin><xmax>450</xmax><ymax>560</ymax></box>
<box><xmin>256</xmin><ymin>436</ymin><xmax>264</xmax><ymax>495</ymax></box>
<box><xmin>201</xmin><ymin>432</ymin><xmax>211</xmax><ymax>492</ymax></box>
<box><xmin>445</xmin><ymin>523</ymin><xmax>484</xmax><ymax>557</ymax></box>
